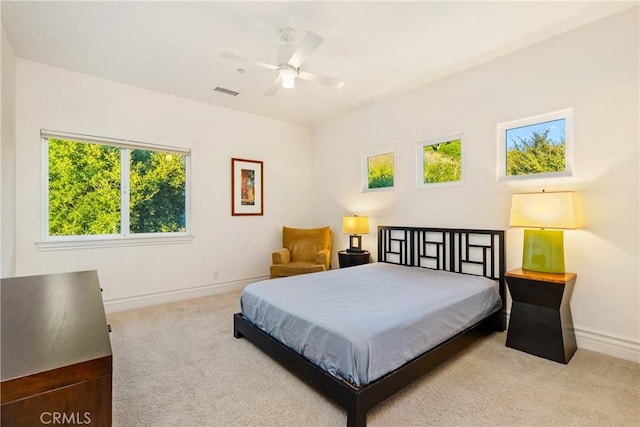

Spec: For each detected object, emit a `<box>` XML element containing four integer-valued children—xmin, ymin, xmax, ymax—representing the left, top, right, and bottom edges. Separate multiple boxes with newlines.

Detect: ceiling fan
<box><xmin>222</xmin><ymin>28</ymin><xmax>345</xmax><ymax>96</ymax></box>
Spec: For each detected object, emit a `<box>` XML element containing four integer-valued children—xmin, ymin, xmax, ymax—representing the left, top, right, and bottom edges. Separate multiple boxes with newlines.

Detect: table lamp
<box><xmin>509</xmin><ymin>191</ymin><xmax>583</xmax><ymax>273</ymax></box>
<box><xmin>342</xmin><ymin>215</ymin><xmax>369</xmax><ymax>253</ymax></box>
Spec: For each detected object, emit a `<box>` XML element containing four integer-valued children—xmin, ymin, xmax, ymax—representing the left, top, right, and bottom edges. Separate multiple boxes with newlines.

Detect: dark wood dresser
<box><xmin>1</xmin><ymin>270</ymin><xmax>112</xmax><ymax>426</ymax></box>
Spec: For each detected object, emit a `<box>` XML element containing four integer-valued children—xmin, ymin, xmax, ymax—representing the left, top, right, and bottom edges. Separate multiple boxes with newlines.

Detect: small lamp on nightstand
<box><xmin>342</xmin><ymin>215</ymin><xmax>369</xmax><ymax>253</ymax></box>
<box><xmin>509</xmin><ymin>190</ymin><xmax>583</xmax><ymax>273</ymax></box>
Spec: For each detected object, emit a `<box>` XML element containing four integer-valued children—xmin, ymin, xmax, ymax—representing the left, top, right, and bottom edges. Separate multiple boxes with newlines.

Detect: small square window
<box><xmin>498</xmin><ymin>109</ymin><xmax>573</xmax><ymax>180</ymax></box>
<box><xmin>362</xmin><ymin>149</ymin><xmax>394</xmax><ymax>192</ymax></box>
<box><xmin>416</xmin><ymin>134</ymin><xmax>463</xmax><ymax>187</ymax></box>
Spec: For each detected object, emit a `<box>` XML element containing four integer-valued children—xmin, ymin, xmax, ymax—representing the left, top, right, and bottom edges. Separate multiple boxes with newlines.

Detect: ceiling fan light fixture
<box><xmin>280</xmin><ymin>68</ymin><xmax>296</xmax><ymax>89</ymax></box>
<box><xmin>221</xmin><ymin>29</ymin><xmax>344</xmax><ymax>95</ymax></box>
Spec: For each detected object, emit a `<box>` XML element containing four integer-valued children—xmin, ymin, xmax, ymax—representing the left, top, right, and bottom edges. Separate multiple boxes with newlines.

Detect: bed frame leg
<box><xmin>233</xmin><ymin>314</ymin><xmax>245</xmax><ymax>339</ymax></box>
<box><xmin>495</xmin><ymin>311</ymin><xmax>507</xmax><ymax>332</ymax></box>
<box><xmin>346</xmin><ymin>408</ymin><xmax>366</xmax><ymax>427</ymax></box>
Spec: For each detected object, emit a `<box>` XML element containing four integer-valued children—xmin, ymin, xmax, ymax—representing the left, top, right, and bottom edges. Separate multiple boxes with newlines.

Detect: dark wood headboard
<box><xmin>377</xmin><ymin>226</ymin><xmax>506</xmax><ymax>323</ymax></box>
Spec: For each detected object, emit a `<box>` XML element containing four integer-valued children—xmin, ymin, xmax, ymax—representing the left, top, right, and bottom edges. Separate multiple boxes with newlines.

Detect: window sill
<box><xmin>498</xmin><ymin>171</ymin><xmax>573</xmax><ymax>182</ymax></box>
<box><xmin>362</xmin><ymin>186</ymin><xmax>395</xmax><ymax>193</ymax></box>
<box><xmin>417</xmin><ymin>180</ymin><xmax>464</xmax><ymax>189</ymax></box>
<box><xmin>37</xmin><ymin>235</ymin><xmax>195</xmax><ymax>251</ymax></box>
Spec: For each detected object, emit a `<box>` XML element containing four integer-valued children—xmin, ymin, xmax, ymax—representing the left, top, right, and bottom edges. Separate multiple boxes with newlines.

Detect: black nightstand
<box><xmin>505</xmin><ymin>268</ymin><xmax>577</xmax><ymax>364</ymax></box>
<box><xmin>338</xmin><ymin>250</ymin><xmax>370</xmax><ymax>268</ymax></box>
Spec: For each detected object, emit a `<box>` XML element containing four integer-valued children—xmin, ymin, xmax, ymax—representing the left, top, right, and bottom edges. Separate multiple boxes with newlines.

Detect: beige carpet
<box><xmin>108</xmin><ymin>290</ymin><xmax>639</xmax><ymax>426</ymax></box>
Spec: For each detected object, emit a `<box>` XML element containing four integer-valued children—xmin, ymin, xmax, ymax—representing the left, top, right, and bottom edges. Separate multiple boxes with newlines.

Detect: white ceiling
<box><xmin>2</xmin><ymin>1</ymin><xmax>636</xmax><ymax>126</ymax></box>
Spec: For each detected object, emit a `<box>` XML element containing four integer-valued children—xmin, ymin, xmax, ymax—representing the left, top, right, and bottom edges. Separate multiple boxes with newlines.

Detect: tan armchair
<box><xmin>270</xmin><ymin>226</ymin><xmax>333</xmax><ymax>278</ymax></box>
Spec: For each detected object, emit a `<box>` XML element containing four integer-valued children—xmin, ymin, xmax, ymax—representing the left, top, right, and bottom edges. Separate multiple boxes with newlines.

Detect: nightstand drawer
<box><xmin>506</xmin><ymin>277</ymin><xmax>565</xmax><ymax>308</ymax></box>
<box><xmin>338</xmin><ymin>250</ymin><xmax>370</xmax><ymax>268</ymax></box>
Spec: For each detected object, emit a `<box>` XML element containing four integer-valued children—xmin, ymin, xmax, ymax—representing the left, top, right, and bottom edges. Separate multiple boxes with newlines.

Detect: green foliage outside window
<box><xmin>506</xmin><ymin>129</ymin><xmax>565</xmax><ymax>176</ymax></box>
<box><xmin>48</xmin><ymin>139</ymin><xmax>121</xmax><ymax>236</ymax></box>
<box><xmin>129</xmin><ymin>149</ymin><xmax>186</xmax><ymax>233</ymax></box>
<box><xmin>422</xmin><ymin>139</ymin><xmax>461</xmax><ymax>184</ymax></box>
<box><xmin>47</xmin><ymin>138</ymin><xmax>187</xmax><ymax>237</ymax></box>
<box><xmin>367</xmin><ymin>153</ymin><xmax>394</xmax><ymax>189</ymax></box>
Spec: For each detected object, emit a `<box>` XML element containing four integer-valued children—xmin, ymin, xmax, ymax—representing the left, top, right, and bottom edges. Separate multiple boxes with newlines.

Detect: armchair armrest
<box><xmin>272</xmin><ymin>248</ymin><xmax>291</xmax><ymax>265</ymax></box>
<box><xmin>314</xmin><ymin>249</ymin><xmax>331</xmax><ymax>269</ymax></box>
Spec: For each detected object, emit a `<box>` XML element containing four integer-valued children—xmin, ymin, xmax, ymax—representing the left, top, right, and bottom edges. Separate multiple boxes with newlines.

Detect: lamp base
<box><xmin>346</xmin><ymin>248</ymin><xmax>365</xmax><ymax>254</ymax></box>
<box><xmin>348</xmin><ymin>235</ymin><xmax>363</xmax><ymax>253</ymax></box>
<box><xmin>522</xmin><ymin>229</ymin><xmax>565</xmax><ymax>273</ymax></box>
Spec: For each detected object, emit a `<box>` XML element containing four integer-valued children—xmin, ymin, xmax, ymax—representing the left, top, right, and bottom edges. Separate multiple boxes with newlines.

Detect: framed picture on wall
<box><xmin>231</xmin><ymin>158</ymin><xmax>263</xmax><ymax>216</ymax></box>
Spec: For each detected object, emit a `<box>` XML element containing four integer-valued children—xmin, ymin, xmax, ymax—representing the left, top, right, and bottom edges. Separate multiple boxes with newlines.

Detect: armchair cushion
<box><xmin>270</xmin><ymin>226</ymin><xmax>332</xmax><ymax>278</ymax></box>
<box><xmin>270</xmin><ymin>262</ymin><xmax>327</xmax><ymax>278</ymax></box>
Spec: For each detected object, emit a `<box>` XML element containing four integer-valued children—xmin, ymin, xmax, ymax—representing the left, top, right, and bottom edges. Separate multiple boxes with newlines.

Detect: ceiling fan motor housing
<box><xmin>279</xmin><ymin>28</ymin><xmax>295</xmax><ymax>43</ymax></box>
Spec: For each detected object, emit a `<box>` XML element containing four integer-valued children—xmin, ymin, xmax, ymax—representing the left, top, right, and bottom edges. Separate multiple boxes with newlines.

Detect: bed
<box><xmin>233</xmin><ymin>226</ymin><xmax>506</xmax><ymax>426</ymax></box>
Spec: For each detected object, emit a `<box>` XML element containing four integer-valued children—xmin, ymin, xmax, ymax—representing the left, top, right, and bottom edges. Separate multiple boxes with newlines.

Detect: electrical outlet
<box><xmin>213</xmin><ymin>270</ymin><xmax>219</xmax><ymax>280</ymax></box>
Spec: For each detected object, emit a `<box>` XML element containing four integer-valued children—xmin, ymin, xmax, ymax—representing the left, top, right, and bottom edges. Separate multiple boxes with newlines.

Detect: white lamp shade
<box><xmin>509</xmin><ymin>191</ymin><xmax>583</xmax><ymax>229</ymax></box>
<box><xmin>342</xmin><ymin>216</ymin><xmax>370</xmax><ymax>234</ymax></box>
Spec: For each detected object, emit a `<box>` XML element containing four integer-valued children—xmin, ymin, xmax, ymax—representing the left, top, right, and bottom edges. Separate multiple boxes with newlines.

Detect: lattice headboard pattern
<box><xmin>377</xmin><ymin>225</ymin><xmax>505</xmax><ymax>283</ymax></box>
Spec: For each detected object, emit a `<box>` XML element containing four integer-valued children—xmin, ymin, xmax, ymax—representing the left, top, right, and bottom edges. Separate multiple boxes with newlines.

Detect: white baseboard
<box><xmin>505</xmin><ymin>311</ymin><xmax>639</xmax><ymax>364</ymax></box>
<box><xmin>103</xmin><ymin>275</ymin><xmax>268</xmax><ymax>314</ymax></box>
<box><xmin>575</xmin><ymin>326</ymin><xmax>640</xmax><ymax>363</ymax></box>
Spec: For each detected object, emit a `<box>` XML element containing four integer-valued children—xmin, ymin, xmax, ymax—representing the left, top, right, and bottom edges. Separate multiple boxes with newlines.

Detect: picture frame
<box><xmin>497</xmin><ymin>108</ymin><xmax>573</xmax><ymax>181</ymax></box>
<box><xmin>231</xmin><ymin>158</ymin><xmax>263</xmax><ymax>216</ymax></box>
<box><xmin>362</xmin><ymin>149</ymin><xmax>394</xmax><ymax>192</ymax></box>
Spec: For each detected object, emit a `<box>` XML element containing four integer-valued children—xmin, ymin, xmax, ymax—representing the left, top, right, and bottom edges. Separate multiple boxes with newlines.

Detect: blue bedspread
<box><xmin>241</xmin><ymin>262</ymin><xmax>501</xmax><ymax>387</ymax></box>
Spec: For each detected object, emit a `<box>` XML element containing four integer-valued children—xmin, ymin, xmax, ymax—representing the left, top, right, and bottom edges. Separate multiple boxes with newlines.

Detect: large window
<box><xmin>42</xmin><ymin>131</ymin><xmax>190</xmax><ymax>244</ymax></box>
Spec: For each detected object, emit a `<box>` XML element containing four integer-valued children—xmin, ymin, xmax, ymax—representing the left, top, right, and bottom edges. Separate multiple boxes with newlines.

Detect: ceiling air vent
<box><xmin>213</xmin><ymin>86</ymin><xmax>239</xmax><ymax>97</ymax></box>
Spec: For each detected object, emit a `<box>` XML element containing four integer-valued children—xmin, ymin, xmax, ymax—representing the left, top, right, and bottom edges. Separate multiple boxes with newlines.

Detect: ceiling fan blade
<box><xmin>287</xmin><ymin>31</ymin><xmax>324</xmax><ymax>69</ymax></box>
<box><xmin>264</xmin><ymin>76</ymin><xmax>282</xmax><ymax>96</ymax></box>
<box><xmin>297</xmin><ymin>70</ymin><xmax>345</xmax><ymax>90</ymax></box>
<box><xmin>221</xmin><ymin>52</ymin><xmax>279</xmax><ymax>71</ymax></box>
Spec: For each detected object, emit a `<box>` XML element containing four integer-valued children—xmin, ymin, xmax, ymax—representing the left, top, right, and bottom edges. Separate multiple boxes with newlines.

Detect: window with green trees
<box><xmin>44</xmin><ymin>133</ymin><xmax>189</xmax><ymax>239</ymax></box>
<box><xmin>363</xmin><ymin>150</ymin><xmax>394</xmax><ymax>191</ymax></box>
<box><xmin>417</xmin><ymin>135</ymin><xmax>463</xmax><ymax>186</ymax></box>
<box><xmin>498</xmin><ymin>109</ymin><xmax>572</xmax><ymax>180</ymax></box>
<box><xmin>505</xmin><ymin>120</ymin><xmax>565</xmax><ymax>176</ymax></box>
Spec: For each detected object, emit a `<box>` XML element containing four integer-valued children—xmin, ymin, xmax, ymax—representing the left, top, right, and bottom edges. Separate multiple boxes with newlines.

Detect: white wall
<box><xmin>1</xmin><ymin>22</ymin><xmax>17</xmax><ymax>278</ymax></box>
<box><xmin>13</xmin><ymin>59</ymin><xmax>313</xmax><ymax>308</ymax></box>
<box><xmin>5</xmin><ymin>6</ymin><xmax>638</xmax><ymax>362</ymax></box>
<box><xmin>311</xmin><ymin>9</ymin><xmax>639</xmax><ymax>361</ymax></box>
